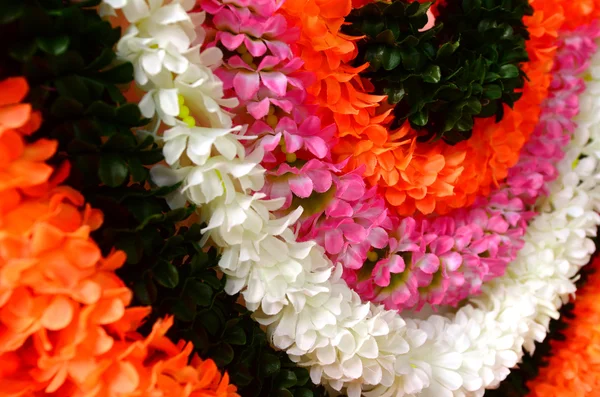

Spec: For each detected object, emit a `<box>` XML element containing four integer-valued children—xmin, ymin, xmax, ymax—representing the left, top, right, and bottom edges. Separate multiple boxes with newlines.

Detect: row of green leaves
<box><xmin>344</xmin><ymin>0</ymin><xmax>533</xmax><ymax>144</ymax></box>
<box><xmin>0</xmin><ymin>1</ymin><xmax>326</xmax><ymax>396</ymax></box>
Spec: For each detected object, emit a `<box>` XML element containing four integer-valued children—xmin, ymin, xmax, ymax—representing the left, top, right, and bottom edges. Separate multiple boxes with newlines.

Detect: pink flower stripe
<box><xmin>343</xmin><ymin>23</ymin><xmax>600</xmax><ymax>311</ymax></box>
<box><xmin>201</xmin><ymin>0</ymin><xmax>599</xmax><ymax>312</ymax></box>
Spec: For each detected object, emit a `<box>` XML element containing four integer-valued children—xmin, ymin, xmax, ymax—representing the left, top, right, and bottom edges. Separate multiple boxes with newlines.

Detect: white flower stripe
<box><xmin>105</xmin><ymin>1</ymin><xmax>600</xmax><ymax>396</ymax></box>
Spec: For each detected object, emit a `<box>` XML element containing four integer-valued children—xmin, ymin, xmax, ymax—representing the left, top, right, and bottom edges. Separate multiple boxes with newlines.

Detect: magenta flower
<box><xmin>213</xmin><ymin>7</ymin><xmax>295</xmax><ymax>59</ymax></box>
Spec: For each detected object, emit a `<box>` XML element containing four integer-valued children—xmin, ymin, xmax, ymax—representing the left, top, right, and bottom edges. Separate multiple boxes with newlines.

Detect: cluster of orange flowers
<box><xmin>284</xmin><ymin>0</ymin><xmax>571</xmax><ymax>216</ymax></box>
<box><xmin>526</xmin><ymin>256</ymin><xmax>600</xmax><ymax>397</ymax></box>
<box><xmin>0</xmin><ymin>77</ymin><xmax>239</xmax><ymax>397</ymax></box>
<box><xmin>280</xmin><ymin>0</ymin><xmax>391</xmax><ymax>156</ymax></box>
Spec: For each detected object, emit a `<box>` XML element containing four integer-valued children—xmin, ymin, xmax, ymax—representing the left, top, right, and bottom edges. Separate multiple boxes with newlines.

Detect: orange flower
<box><xmin>560</xmin><ymin>0</ymin><xmax>600</xmax><ymax>31</ymax></box>
<box><xmin>526</xmin><ymin>256</ymin><xmax>600</xmax><ymax>397</ymax></box>
<box><xmin>332</xmin><ymin>0</ymin><xmax>566</xmax><ymax>216</ymax></box>
<box><xmin>0</xmin><ymin>77</ymin><xmax>53</xmax><ymax>202</ymax></box>
<box><xmin>0</xmin><ymin>77</ymin><xmax>239</xmax><ymax>397</ymax></box>
<box><xmin>281</xmin><ymin>0</ymin><xmax>388</xmax><ymax>151</ymax></box>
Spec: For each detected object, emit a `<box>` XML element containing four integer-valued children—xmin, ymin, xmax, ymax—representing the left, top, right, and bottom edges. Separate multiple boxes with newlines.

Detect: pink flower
<box><xmin>202</xmin><ymin>0</ymin><xmax>281</xmax><ymax>17</ymax></box>
<box><xmin>263</xmin><ymin>159</ymin><xmax>340</xmax><ymax>207</ymax></box>
<box><xmin>213</xmin><ymin>7</ymin><xmax>295</xmax><ymax>59</ymax></box>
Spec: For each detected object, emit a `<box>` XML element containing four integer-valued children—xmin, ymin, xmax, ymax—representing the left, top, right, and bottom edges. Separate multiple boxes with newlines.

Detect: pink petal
<box><xmin>244</xmin><ymin>37</ymin><xmax>268</xmax><ymax>57</ymax></box>
<box><xmin>260</xmin><ymin>71</ymin><xmax>288</xmax><ymax>96</ymax></box>
<box><xmin>257</xmin><ymin>55</ymin><xmax>282</xmax><ymax>70</ymax></box>
<box><xmin>326</xmin><ymin>199</ymin><xmax>353</xmax><ymax>217</ymax></box>
<box><xmin>324</xmin><ymin>229</ymin><xmax>344</xmax><ymax>255</ymax></box>
<box><xmin>233</xmin><ymin>71</ymin><xmax>260</xmax><ymax>101</ymax></box>
<box><xmin>270</xmin><ymin>98</ymin><xmax>294</xmax><ymax>113</ymax></box>
<box><xmin>441</xmin><ymin>252</ymin><xmax>462</xmax><ymax>273</ymax></box>
<box><xmin>247</xmin><ymin>97</ymin><xmax>271</xmax><ymax>119</ymax></box>
<box><xmin>283</xmin><ymin>131</ymin><xmax>304</xmax><ymax>153</ymax></box>
<box><xmin>430</xmin><ymin>236</ymin><xmax>454</xmax><ymax>255</ymax></box>
<box><xmin>307</xmin><ymin>169</ymin><xmax>333</xmax><ymax>193</ymax></box>
<box><xmin>289</xmin><ymin>174</ymin><xmax>314</xmax><ymax>198</ymax></box>
<box><xmin>219</xmin><ymin>32</ymin><xmax>245</xmax><ymax>51</ymax></box>
<box><xmin>228</xmin><ymin>55</ymin><xmax>256</xmax><ymax>70</ymax></box>
<box><xmin>340</xmin><ymin>223</ymin><xmax>367</xmax><ymax>243</ymax></box>
<box><xmin>266</xmin><ymin>40</ymin><xmax>293</xmax><ymax>60</ymax></box>
<box><xmin>368</xmin><ymin>227</ymin><xmax>388</xmax><ymax>249</ymax></box>
<box><xmin>336</xmin><ymin>177</ymin><xmax>365</xmax><ymax>201</ymax></box>
<box><xmin>415</xmin><ymin>253</ymin><xmax>440</xmax><ymax>274</ymax></box>
<box><xmin>213</xmin><ymin>9</ymin><xmax>240</xmax><ymax>31</ymax></box>
<box><xmin>304</xmin><ymin>136</ymin><xmax>329</xmax><ymax>159</ymax></box>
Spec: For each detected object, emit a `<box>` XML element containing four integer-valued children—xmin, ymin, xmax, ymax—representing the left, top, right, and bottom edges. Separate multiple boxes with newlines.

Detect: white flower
<box><xmin>161</xmin><ymin>124</ymin><xmax>246</xmax><ymax>166</ymax></box>
<box><xmin>174</xmin><ymin>63</ymin><xmax>239</xmax><ymax>128</ymax></box>
<box><xmin>115</xmin><ymin>1</ymin><xmax>198</xmax><ymax>89</ymax></box>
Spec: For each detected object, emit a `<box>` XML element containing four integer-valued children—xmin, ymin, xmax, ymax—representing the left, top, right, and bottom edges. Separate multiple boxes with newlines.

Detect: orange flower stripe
<box><xmin>526</xmin><ymin>256</ymin><xmax>600</xmax><ymax>397</ymax></box>
<box><xmin>281</xmin><ymin>0</ymin><xmax>390</xmax><ymax>152</ymax></box>
<box><xmin>0</xmin><ymin>77</ymin><xmax>239</xmax><ymax>397</ymax></box>
<box><xmin>342</xmin><ymin>0</ymin><xmax>565</xmax><ymax>215</ymax></box>
<box><xmin>286</xmin><ymin>0</ymin><xmax>567</xmax><ymax>215</ymax></box>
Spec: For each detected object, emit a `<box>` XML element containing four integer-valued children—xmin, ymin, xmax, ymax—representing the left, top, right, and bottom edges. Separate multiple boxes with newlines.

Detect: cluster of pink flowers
<box><xmin>202</xmin><ymin>0</ymin><xmax>336</xmax><ymax>167</ymax></box>
<box><xmin>342</xmin><ymin>23</ymin><xmax>600</xmax><ymax>311</ymax></box>
<box><xmin>203</xmin><ymin>0</ymin><xmax>600</xmax><ymax>312</ymax></box>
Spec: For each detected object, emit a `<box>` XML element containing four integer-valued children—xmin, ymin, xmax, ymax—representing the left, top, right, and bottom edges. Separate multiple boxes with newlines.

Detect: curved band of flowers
<box><xmin>0</xmin><ymin>76</ymin><xmax>238</xmax><ymax>395</ymax></box>
<box><xmin>103</xmin><ymin>0</ymin><xmax>600</xmax><ymax>396</ymax></box>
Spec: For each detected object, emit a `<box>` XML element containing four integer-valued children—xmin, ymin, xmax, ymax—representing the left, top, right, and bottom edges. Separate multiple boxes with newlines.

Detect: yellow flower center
<box><xmin>266</xmin><ymin>114</ymin><xmax>278</xmax><ymax>128</ymax></box>
<box><xmin>241</xmin><ymin>52</ymin><xmax>253</xmax><ymax>65</ymax></box>
<box><xmin>286</xmin><ymin>153</ymin><xmax>297</xmax><ymax>163</ymax></box>
<box><xmin>367</xmin><ymin>251</ymin><xmax>379</xmax><ymax>262</ymax></box>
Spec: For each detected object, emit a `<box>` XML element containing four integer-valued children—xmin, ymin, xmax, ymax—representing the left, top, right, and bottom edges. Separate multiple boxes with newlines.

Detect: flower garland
<box><xmin>525</xmin><ymin>254</ymin><xmax>600</xmax><ymax>397</ymax></box>
<box><xmin>344</xmin><ymin>21</ymin><xmax>600</xmax><ymax>311</ymax></box>
<box><xmin>334</xmin><ymin>0</ymin><xmax>566</xmax><ymax>216</ymax></box>
<box><xmin>106</xmin><ymin>1</ymin><xmax>600</xmax><ymax>396</ymax></box>
<box><xmin>0</xmin><ymin>76</ymin><xmax>238</xmax><ymax>395</ymax></box>
<box><xmin>197</xmin><ymin>0</ymin><xmax>600</xmax><ymax>313</ymax></box>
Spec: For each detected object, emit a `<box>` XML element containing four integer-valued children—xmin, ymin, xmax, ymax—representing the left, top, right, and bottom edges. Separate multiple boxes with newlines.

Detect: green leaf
<box><xmin>436</xmin><ymin>41</ymin><xmax>460</xmax><ymax>59</ymax></box>
<box><xmin>187</xmin><ymin>280</ymin><xmax>213</xmax><ymax>306</ymax></box>
<box><xmin>483</xmin><ymin>84</ymin><xmax>502</xmax><ymax>99</ymax></box>
<box><xmin>294</xmin><ymin>368</ymin><xmax>310</xmax><ymax>387</ymax></box>
<box><xmin>260</xmin><ymin>353</ymin><xmax>281</xmax><ymax>377</ymax></box>
<box><xmin>463</xmin><ymin>0</ymin><xmax>482</xmax><ymax>13</ymax></box>
<box><xmin>99</xmin><ymin>154</ymin><xmax>129</xmax><ymax>187</ymax></box>
<box><xmin>0</xmin><ymin>0</ymin><xmax>25</xmax><ymax>24</ymax></box>
<box><xmin>133</xmin><ymin>278</ymin><xmax>156</xmax><ymax>305</ymax></box>
<box><xmin>190</xmin><ymin>252</ymin><xmax>211</xmax><ymax>274</ymax></box>
<box><xmin>153</xmin><ymin>260</ymin><xmax>179</xmax><ymax>288</ymax></box>
<box><xmin>223</xmin><ymin>326</ymin><xmax>247</xmax><ymax>345</ymax></box>
<box><xmin>36</xmin><ymin>35</ymin><xmax>70</xmax><ymax>56</ymax></box>
<box><xmin>498</xmin><ymin>64</ymin><xmax>519</xmax><ymax>79</ymax></box>
<box><xmin>55</xmin><ymin>75</ymin><xmax>91</xmax><ymax>105</ymax></box>
<box><xmin>198</xmin><ymin>310</ymin><xmax>222</xmax><ymax>336</ymax></box>
<box><xmin>381</xmin><ymin>47</ymin><xmax>402</xmax><ymax>70</ymax></box>
<box><xmin>422</xmin><ymin>65</ymin><xmax>441</xmax><ymax>83</ymax></box>
<box><xmin>210</xmin><ymin>342</ymin><xmax>235</xmax><ymax>367</ymax></box>
<box><xmin>117</xmin><ymin>103</ymin><xmax>143</xmax><ymax>125</ymax></box>
<box><xmin>294</xmin><ymin>389</ymin><xmax>314</xmax><ymax>397</ymax></box>
<box><xmin>171</xmin><ymin>300</ymin><xmax>195</xmax><ymax>322</ymax></box>
<box><xmin>128</xmin><ymin>156</ymin><xmax>148</xmax><ymax>183</ymax></box>
<box><xmin>9</xmin><ymin>40</ymin><xmax>37</xmax><ymax>62</ymax></box>
<box><xmin>275</xmin><ymin>370</ymin><xmax>298</xmax><ymax>389</ymax></box>
<box><xmin>98</xmin><ymin>62</ymin><xmax>134</xmax><ymax>84</ymax></box>
<box><xmin>51</xmin><ymin>96</ymin><xmax>84</xmax><ymax>118</ymax></box>
<box><xmin>410</xmin><ymin>110</ymin><xmax>428</xmax><ymax>127</ymax></box>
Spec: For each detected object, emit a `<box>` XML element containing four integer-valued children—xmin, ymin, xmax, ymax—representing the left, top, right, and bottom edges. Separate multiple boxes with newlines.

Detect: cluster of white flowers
<box><xmin>106</xmin><ymin>1</ymin><xmax>600</xmax><ymax>396</ymax></box>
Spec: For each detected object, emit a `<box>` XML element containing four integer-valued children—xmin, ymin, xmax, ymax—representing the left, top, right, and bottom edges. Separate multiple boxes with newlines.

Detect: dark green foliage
<box><xmin>0</xmin><ymin>2</ymin><xmax>327</xmax><ymax>396</ymax></box>
<box><xmin>344</xmin><ymin>0</ymin><xmax>533</xmax><ymax>144</ymax></box>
